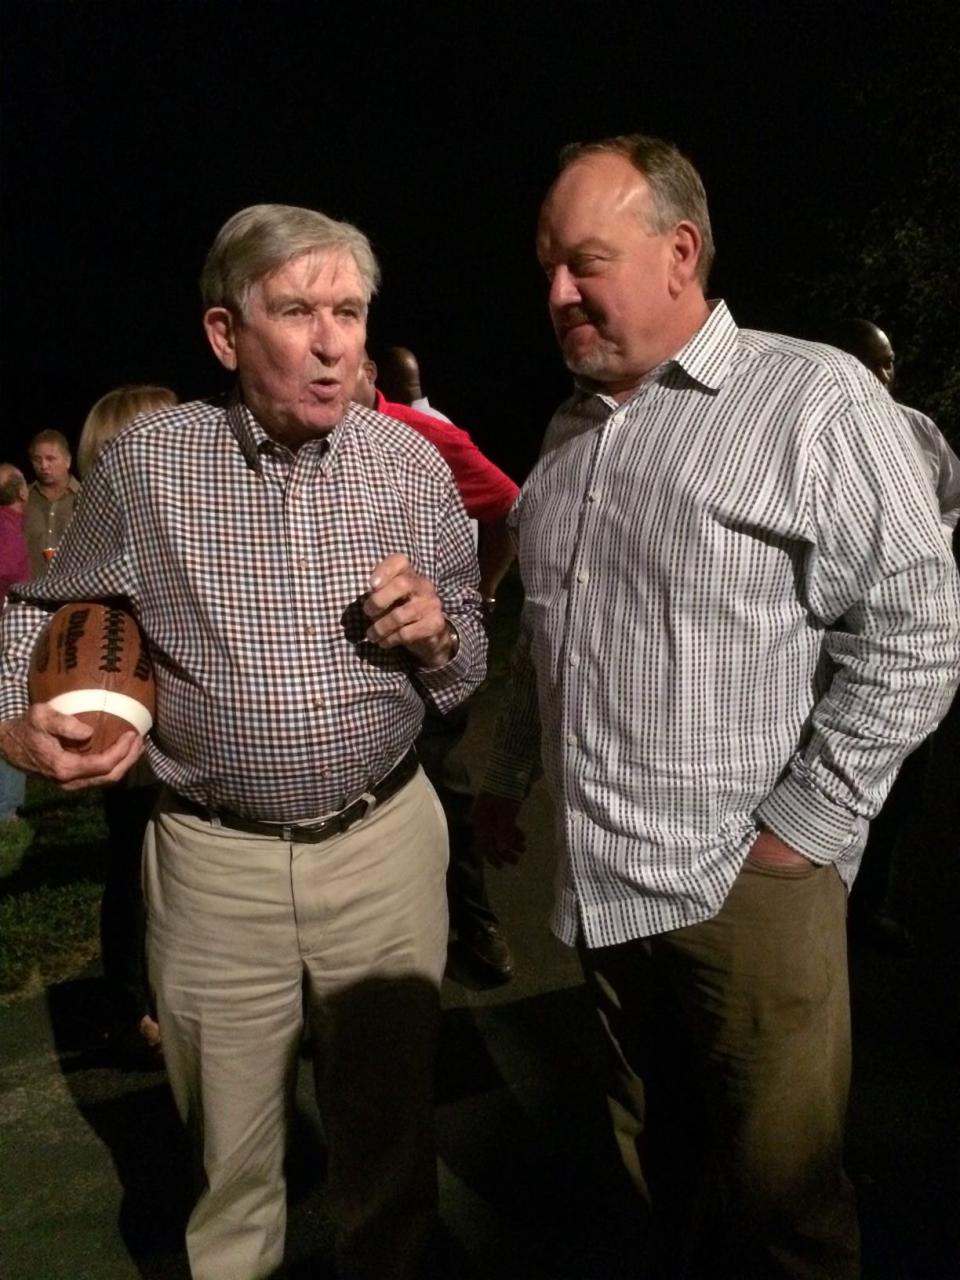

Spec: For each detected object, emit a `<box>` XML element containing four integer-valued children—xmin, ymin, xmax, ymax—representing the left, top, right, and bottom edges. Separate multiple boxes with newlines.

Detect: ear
<box><xmin>667</xmin><ymin>221</ymin><xmax>702</xmax><ymax>297</ymax></box>
<box><xmin>364</xmin><ymin>358</ymin><xmax>378</xmax><ymax>384</ymax></box>
<box><xmin>204</xmin><ymin>307</ymin><xmax>239</xmax><ymax>371</ymax></box>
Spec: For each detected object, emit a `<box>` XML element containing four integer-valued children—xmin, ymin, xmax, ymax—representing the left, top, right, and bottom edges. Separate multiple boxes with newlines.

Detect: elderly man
<box><xmin>24</xmin><ymin>429</ymin><xmax>80</xmax><ymax>577</ymax></box>
<box><xmin>475</xmin><ymin>135</ymin><xmax>960</xmax><ymax>1278</ymax></box>
<box><xmin>0</xmin><ymin>204</ymin><xmax>486</xmax><ymax>1280</ymax></box>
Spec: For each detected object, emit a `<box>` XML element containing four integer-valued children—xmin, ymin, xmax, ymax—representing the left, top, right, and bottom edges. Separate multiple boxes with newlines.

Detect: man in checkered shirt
<box><xmin>0</xmin><ymin>204</ymin><xmax>487</xmax><ymax>1280</ymax></box>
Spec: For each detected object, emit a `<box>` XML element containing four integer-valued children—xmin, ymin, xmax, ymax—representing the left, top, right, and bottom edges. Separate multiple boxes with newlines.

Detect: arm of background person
<box><xmin>471</xmin><ymin>619</ymin><xmax>542</xmax><ymax>867</ymax></box>
<box><xmin>477</xmin><ymin>516</ymin><xmax>517</xmax><ymax>601</ymax></box>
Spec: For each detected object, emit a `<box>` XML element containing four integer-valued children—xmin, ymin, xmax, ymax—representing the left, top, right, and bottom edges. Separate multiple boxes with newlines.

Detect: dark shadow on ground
<box><xmin>46</xmin><ymin>976</ymin><xmax>192</xmax><ymax>1279</ymax></box>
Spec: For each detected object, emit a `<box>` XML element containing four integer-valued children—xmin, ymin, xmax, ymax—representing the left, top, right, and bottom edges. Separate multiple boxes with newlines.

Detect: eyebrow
<box><xmin>538</xmin><ymin>236</ymin><xmax>617</xmax><ymax>263</ymax></box>
<box><xmin>268</xmin><ymin>293</ymin><xmax>367</xmax><ymax>312</ymax></box>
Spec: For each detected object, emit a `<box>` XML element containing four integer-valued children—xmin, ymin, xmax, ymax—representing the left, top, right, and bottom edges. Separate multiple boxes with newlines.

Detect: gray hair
<box><xmin>559</xmin><ymin>133</ymin><xmax>715</xmax><ymax>286</ymax></box>
<box><xmin>200</xmin><ymin>203</ymin><xmax>381</xmax><ymax>317</ymax></box>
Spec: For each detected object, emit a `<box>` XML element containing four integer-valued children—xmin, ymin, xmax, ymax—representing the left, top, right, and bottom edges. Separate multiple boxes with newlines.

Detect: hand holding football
<box><xmin>28</xmin><ymin>602</ymin><xmax>156</xmax><ymax>755</ymax></box>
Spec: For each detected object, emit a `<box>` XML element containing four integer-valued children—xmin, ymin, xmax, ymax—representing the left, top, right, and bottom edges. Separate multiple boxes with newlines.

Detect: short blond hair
<box><xmin>78</xmin><ymin>385</ymin><xmax>177</xmax><ymax>477</ymax></box>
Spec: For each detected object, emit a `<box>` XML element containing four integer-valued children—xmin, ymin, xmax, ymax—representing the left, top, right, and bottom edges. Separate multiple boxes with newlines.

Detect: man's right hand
<box><xmin>471</xmin><ymin>791</ymin><xmax>526</xmax><ymax>868</ymax></box>
<box><xmin>0</xmin><ymin>704</ymin><xmax>143</xmax><ymax>790</ymax></box>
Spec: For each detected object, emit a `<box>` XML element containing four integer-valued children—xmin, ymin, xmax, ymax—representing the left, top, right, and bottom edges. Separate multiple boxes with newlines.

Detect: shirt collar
<box><xmin>574</xmin><ymin>298</ymin><xmax>739</xmax><ymax>407</ymax></box>
<box><xmin>669</xmin><ymin>298</ymin><xmax>738</xmax><ymax>391</ymax></box>
<box><xmin>226</xmin><ymin>393</ymin><xmax>348</xmax><ymax>471</ymax></box>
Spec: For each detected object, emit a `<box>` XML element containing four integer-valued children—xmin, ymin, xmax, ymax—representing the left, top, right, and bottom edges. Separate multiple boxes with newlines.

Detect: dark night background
<box><xmin>2</xmin><ymin>0</ymin><xmax>959</xmax><ymax>483</ymax></box>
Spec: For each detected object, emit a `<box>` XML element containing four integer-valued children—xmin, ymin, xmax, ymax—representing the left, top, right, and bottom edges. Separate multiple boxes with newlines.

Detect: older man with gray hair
<box><xmin>0</xmin><ymin>204</ymin><xmax>486</xmax><ymax>1279</ymax></box>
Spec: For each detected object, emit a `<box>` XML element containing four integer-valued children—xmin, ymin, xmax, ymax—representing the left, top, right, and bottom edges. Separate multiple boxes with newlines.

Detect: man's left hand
<box><xmin>365</xmin><ymin>554</ymin><xmax>458</xmax><ymax>669</ymax></box>
<box><xmin>748</xmin><ymin>828</ymin><xmax>812</xmax><ymax>868</ymax></box>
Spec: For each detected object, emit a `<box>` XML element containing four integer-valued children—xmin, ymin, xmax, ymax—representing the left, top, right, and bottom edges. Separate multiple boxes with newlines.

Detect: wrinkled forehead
<box><xmin>255</xmin><ymin>247</ymin><xmax>366</xmax><ymax>300</ymax></box>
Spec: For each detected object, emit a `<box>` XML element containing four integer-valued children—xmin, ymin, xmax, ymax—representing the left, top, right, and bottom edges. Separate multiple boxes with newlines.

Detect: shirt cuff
<box><xmin>0</xmin><ymin>690</ymin><xmax>30</xmax><ymax>723</ymax></box>
<box><xmin>755</xmin><ymin>769</ymin><xmax>863</xmax><ymax>864</ymax></box>
<box><xmin>414</xmin><ymin>618</ymin><xmax>475</xmax><ymax>691</ymax></box>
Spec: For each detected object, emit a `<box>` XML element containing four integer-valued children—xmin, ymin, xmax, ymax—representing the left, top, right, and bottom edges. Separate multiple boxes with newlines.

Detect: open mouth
<box><xmin>310</xmin><ymin>378</ymin><xmax>341</xmax><ymax>399</ymax></box>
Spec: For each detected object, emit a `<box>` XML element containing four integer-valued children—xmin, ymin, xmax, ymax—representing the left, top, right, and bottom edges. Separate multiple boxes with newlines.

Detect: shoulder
<box><xmin>735</xmin><ymin>329</ymin><xmax>878</xmax><ymax>405</ymax></box>
<box><xmin>346</xmin><ymin>404</ymin><xmax>458</xmax><ymax>478</ymax></box>
<box><xmin>116</xmin><ymin>397</ymin><xmax>225</xmax><ymax>443</ymax></box>
<box><xmin>97</xmin><ymin>398</ymin><xmax>229</xmax><ymax>465</ymax></box>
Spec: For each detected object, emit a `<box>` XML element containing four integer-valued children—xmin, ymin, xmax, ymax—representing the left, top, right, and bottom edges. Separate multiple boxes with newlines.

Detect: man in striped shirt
<box><xmin>0</xmin><ymin>204</ymin><xmax>487</xmax><ymax>1280</ymax></box>
<box><xmin>475</xmin><ymin>135</ymin><xmax>960</xmax><ymax>1278</ymax></box>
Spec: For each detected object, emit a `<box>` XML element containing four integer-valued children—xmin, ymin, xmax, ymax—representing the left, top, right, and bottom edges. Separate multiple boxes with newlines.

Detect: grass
<box><xmin>0</xmin><ymin>778</ymin><xmax>109</xmax><ymax>1001</ymax></box>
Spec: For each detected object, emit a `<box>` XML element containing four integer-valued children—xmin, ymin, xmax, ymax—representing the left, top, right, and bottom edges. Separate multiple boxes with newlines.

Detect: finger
<box><xmin>363</xmin><ymin>578</ymin><xmax>416</xmax><ymax>620</ymax></box>
<box><xmin>364</xmin><ymin>571</ymin><xmax>433</xmax><ymax>621</ymax></box>
<box><xmin>55</xmin><ymin>730</ymin><xmax>143</xmax><ymax>785</ymax></box>
<box><xmin>366</xmin><ymin>602</ymin><xmax>443</xmax><ymax>646</ymax></box>
<box><xmin>31</xmin><ymin>706</ymin><xmax>95</xmax><ymax>746</ymax></box>
<box><xmin>55</xmin><ymin>732</ymin><xmax>142</xmax><ymax>778</ymax></box>
<box><xmin>368</xmin><ymin>554</ymin><xmax>413</xmax><ymax>591</ymax></box>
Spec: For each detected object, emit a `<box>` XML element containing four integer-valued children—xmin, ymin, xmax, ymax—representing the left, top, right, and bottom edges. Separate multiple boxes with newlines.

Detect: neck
<box><xmin>611</xmin><ymin>294</ymin><xmax>712</xmax><ymax>403</ymax></box>
<box><xmin>39</xmin><ymin>478</ymin><xmax>70</xmax><ymax>500</ymax></box>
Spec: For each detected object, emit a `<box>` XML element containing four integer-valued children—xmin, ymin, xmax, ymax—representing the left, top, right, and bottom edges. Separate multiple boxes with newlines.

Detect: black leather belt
<box><xmin>173</xmin><ymin>747</ymin><xmax>418</xmax><ymax>844</ymax></box>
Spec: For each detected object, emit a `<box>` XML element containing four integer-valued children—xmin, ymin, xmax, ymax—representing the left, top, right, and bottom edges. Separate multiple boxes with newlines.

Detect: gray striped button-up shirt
<box><xmin>485</xmin><ymin>302</ymin><xmax>960</xmax><ymax>946</ymax></box>
<box><xmin>0</xmin><ymin>396</ymin><xmax>486</xmax><ymax>822</ymax></box>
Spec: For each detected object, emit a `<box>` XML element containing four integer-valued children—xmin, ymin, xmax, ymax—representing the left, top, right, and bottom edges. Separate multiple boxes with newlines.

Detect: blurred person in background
<box><xmin>353</xmin><ymin>351</ymin><xmax>518</xmax><ymax>981</ymax></box>
<box><xmin>25</xmin><ymin>429</ymin><xmax>80</xmax><ymax>577</ymax></box>
<box><xmin>0</xmin><ymin>464</ymin><xmax>30</xmax><ymax>822</ymax></box>
<box><xmin>828</xmin><ymin>319</ymin><xmax>960</xmax><ymax>953</ymax></box>
<box><xmin>80</xmin><ymin>385</ymin><xmax>178</xmax><ymax>1063</ymax></box>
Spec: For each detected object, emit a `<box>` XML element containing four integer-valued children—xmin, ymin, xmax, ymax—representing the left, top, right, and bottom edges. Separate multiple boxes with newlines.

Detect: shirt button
<box><xmin>312</xmin><ymin>697</ymin><xmax>324</xmax><ymax>710</ymax></box>
<box><xmin>586</xmin><ymin>490</ymin><xmax>598</xmax><ymax>503</ymax></box>
<box><xmin>298</xmin><ymin>558</ymin><xmax>309</xmax><ymax>570</ymax></box>
<box><xmin>569</xmin><ymin>653</ymin><xmax>580</xmax><ymax>666</ymax></box>
<box><xmin>576</xmin><ymin>570</ymin><xmax>589</xmax><ymax>584</ymax></box>
<box><xmin>305</xmin><ymin>623</ymin><xmax>317</xmax><ymax>636</ymax></box>
<box><xmin>566</xmin><ymin>732</ymin><xmax>577</xmax><ymax>747</ymax></box>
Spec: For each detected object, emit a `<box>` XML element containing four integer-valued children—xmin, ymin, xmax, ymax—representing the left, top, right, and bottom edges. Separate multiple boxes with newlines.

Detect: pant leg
<box><xmin>0</xmin><ymin>756</ymin><xmax>26</xmax><ymax>819</ymax></box>
<box><xmin>143</xmin><ymin>803</ymin><xmax>305</xmax><ymax>1280</ymax></box>
<box><xmin>298</xmin><ymin>769</ymin><xmax>449</xmax><ymax>1280</ymax></box>
<box><xmin>582</xmin><ymin>857</ymin><xmax>859</xmax><ymax>1280</ymax></box>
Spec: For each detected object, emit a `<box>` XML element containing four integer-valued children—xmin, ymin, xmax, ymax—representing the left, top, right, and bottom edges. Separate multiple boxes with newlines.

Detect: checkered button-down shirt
<box><xmin>0</xmin><ymin>396</ymin><xmax>487</xmax><ymax>821</ymax></box>
<box><xmin>485</xmin><ymin>302</ymin><xmax>960</xmax><ymax>946</ymax></box>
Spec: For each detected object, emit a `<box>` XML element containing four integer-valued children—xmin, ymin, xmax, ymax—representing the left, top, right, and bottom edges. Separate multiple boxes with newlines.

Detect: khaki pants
<box><xmin>580</xmin><ymin>855</ymin><xmax>860</xmax><ymax>1280</ymax></box>
<box><xmin>143</xmin><ymin>768</ymin><xmax>449</xmax><ymax>1280</ymax></box>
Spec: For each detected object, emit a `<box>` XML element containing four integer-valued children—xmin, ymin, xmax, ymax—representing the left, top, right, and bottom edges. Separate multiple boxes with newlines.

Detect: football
<box><xmin>28</xmin><ymin>602</ymin><xmax>156</xmax><ymax>754</ymax></box>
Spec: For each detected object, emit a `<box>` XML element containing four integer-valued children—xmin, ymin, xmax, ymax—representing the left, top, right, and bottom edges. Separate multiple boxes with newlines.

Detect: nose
<box><xmin>548</xmin><ymin>264</ymin><xmax>581</xmax><ymax>310</ymax></box>
<box><xmin>310</xmin><ymin>311</ymin><xmax>345</xmax><ymax>364</ymax></box>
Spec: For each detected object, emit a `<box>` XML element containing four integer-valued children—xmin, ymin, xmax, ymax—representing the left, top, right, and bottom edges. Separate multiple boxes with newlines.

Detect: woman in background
<box><xmin>79</xmin><ymin>385</ymin><xmax>176</xmax><ymax>1064</ymax></box>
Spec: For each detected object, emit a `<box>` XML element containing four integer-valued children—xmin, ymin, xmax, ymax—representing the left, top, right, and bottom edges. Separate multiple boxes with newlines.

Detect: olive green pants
<box><xmin>580</xmin><ymin>854</ymin><xmax>860</xmax><ymax>1279</ymax></box>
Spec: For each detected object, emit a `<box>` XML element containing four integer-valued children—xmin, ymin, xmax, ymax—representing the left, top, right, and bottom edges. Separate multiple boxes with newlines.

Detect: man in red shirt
<box><xmin>353</xmin><ymin>354</ymin><xmax>519</xmax><ymax>981</ymax></box>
